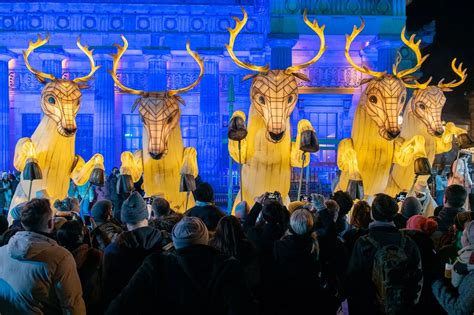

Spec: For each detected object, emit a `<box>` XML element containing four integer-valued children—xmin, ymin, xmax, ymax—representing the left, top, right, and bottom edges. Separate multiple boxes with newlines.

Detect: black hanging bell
<box><xmin>414</xmin><ymin>157</ymin><xmax>432</xmax><ymax>176</ymax></box>
<box><xmin>117</xmin><ymin>174</ymin><xmax>134</xmax><ymax>194</ymax></box>
<box><xmin>228</xmin><ymin>115</ymin><xmax>248</xmax><ymax>141</ymax></box>
<box><xmin>23</xmin><ymin>158</ymin><xmax>42</xmax><ymax>181</ymax></box>
<box><xmin>299</xmin><ymin>130</ymin><xmax>319</xmax><ymax>153</ymax></box>
<box><xmin>89</xmin><ymin>167</ymin><xmax>105</xmax><ymax>187</ymax></box>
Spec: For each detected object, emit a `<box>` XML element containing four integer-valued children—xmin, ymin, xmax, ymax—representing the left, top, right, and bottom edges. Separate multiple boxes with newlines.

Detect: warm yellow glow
<box><xmin>72</xmin><ymin>37</ymin><xmax>101</xmax><ymax>83</ymax></box>
<box><xmin>23</xmin><ymin>34</ymin><xmax>56</xmax><ymax>83</ymax></box>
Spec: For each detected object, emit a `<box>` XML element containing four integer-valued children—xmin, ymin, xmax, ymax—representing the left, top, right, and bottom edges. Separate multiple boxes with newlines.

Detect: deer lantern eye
<box><xmin>400</xmin><ymin>95</ymin><xmax>405</xmax><ymax>104</ymax></box>
<box><xmin>167</xmin><ymin>116</ymin><xmax>174</xmax><ymax>124</ymax></box>
<box><xmin>418</xmin><ymin>102</ymin><xmax>426</xmax><ymax>110</ymax></box>
<box><xmin>369</xmin><ymin>95</ymin><xmax>378</xmax><ymax>104</ymax></box>
<box><xmin>48</xmin><ymin>96</ymin><xmax>55</xmax><ymax>104</ymax></box>
<box><xmin>258</xmin><ymin>95</ymin><xmax>265</xmax><ymax>105</ymax></box>
<box><xmin>288</xmin><ymin>95</ymin><xmax>293</xmax><ymax>104</ymax></box>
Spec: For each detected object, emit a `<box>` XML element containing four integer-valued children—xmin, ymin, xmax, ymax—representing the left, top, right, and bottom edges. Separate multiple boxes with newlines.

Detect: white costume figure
<box><xmin>449</xmin><ymin>154</ymin><xmax>472</xmax><ymax>209</ymax></box>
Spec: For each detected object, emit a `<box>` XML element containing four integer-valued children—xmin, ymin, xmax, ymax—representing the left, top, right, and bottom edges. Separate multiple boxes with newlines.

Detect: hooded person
<box><xmin>90</xmin><ymin>200</ymin><xmax>123</xmax><ymax>251</ymax></box>
<box><xmin>103</xmin><ymin>191</ymin><xmax>164</xmax><ymax>307</ymax></box>
<box><xmin>394</xmin><ymin>197</ymin><xmax>422</xmax><ymax>229</ymax></box>
<box><xmin>414</xmin><ymin>182</ymin><xmax>437</xmax><ymax>217</ymax></box>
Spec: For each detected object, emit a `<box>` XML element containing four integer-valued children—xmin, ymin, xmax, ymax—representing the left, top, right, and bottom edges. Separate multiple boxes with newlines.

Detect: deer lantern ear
<box><xmin>175</xmin><ymin>95</ymin><xmax>186</xmax><ymax>106</ymax></box>
<box><xmin>291</xmin><ymin>72</ymin><xmax>310</xmax><ymax>82</ymax></box>
<box><xmin>358</xmin><ymin>78</ymin><xmax>373</xmax><ymax>86</ymax></box>
<box><xmin>77</xmin><ymin>83</ymin><xmax>91</xmax><ymax>89</ymax></box>
<box><xmin>242</xmin><ymin>73</ymin><xmax>258</xmax><ymax>82</ymax></box>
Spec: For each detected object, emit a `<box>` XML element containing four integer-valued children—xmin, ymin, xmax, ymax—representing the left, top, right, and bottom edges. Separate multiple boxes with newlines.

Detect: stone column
<box><xmin>37</xmin><ymin>46</ymin><xmax>66</xmax><ymax>79</ymax></box>
<box><xmin>197</xmin><ymin>51</ymin><xmax>222</xmax><ymax>186</ymax></box>
<box><xmin>0</xmin><ymin>48</ymin><xmax>15</xmax><ymax>171</ymax></box>
<box><xmin>93</xmin><ymin>48</ymin><xmax>115</xmax><ymax>172</ymax></box>
<box><xmin>267</xmin><ymin>36</ymin><xmax>297</xmax><ymax>69</ymax></box>
<box><xmin>143</xmin><ymin>47</ymin><xmax>170</xmax><ymax>91</ymax></box>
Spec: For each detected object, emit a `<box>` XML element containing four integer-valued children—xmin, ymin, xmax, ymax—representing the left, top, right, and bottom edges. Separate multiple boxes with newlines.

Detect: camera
<box><xmin>300</xmin><ymin>194</ymin><xmax>312</xmax><ymax>202</ymax></box>
<box><xmin>396</xmin><ymin>192</ymin><xmax>407</xmax><ymax>202</ymax></box>
<box><xmin>264</xmin><ymin>191</ymin><xmax>281</xmax><ymax>204</ymax></box>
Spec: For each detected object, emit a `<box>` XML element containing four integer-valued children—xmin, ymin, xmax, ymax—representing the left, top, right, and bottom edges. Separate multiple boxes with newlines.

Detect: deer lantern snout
<box><xmin>411</xmin><ymin>87</ymin><xmax>446</xmax><ymax>137</ymax></box>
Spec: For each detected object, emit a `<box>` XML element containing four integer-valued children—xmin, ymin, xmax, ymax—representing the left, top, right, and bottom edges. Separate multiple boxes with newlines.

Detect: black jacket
<box><xmin>90</xmin><ymin>221</ymin><xmax>123</xmax><ymax>251</ymax></box>
<box><xmin>186</xmin><ymin>204</ymin><xmax>225</xmax><ymax>231</ymax></box>
<box><xmin>435</xmin><ymin>206</ymin><xmax>463</xmax><ymax>232</ymax></box>
<box><xmin>106</xmin><ymin>245</ymin><xmax>255</xmax><ymax>315</ymax></box>
<box><xmin>103</xmin><ymin>226</ymin><xmax>163</xmax><ymax>305</ymax></box>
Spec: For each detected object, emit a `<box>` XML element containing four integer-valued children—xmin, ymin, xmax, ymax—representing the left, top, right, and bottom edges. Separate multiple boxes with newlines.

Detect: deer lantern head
<box><xmin>226</xmin><ymin>8</ymin><xmax>326</xmax><ymax>143</ymax></box>
<box><xmin>408</xmin><ymin>59</ymin><xmax>467</xmax><ymax>137</ymax></box>
<box><xmin>23</xmin><ymin>34</ymin><xmax>100</xmax><ymax>137</ymax></box>
<box><xmin>110</xmin><ymin>35</ymin><xmax>204</xmax><ymax>160</ymax></box>
<box><xmin>345</xmin><ymin>19</ymin><xmax>430</xmax><ymax>140</ymax></box>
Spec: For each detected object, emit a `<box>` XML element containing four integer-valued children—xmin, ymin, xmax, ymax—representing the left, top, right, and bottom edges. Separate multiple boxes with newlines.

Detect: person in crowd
<box><xmin>343</xmin><ymin>200</ymin><xmax>371</xmax><ymax>253</ymax></box>
<box><xmin>74</xmin><ymin>181</ymin><xmax>95</xmax><ymax>216</ymax></box>
<box><xmin>436</xmin><ymin>169</ymin><xmax>449</xmax><ymax>205</ymax></box>
<box><xmin>106</xmin><ymin>216</ymin><xmax>255</xmax><ymax>315</ymax></box>
<box><xmin>331</xmin><ymin>190</ymin><xmax>354</xmax><ymax>236</ymax></box>
<box><xmin>210</xmin><ymin>215</ymin><xmax>259</xmax><ymax>294</ymax></box>
<box><xmin>433</xmin><ymin>220</ymin><xmax>474</xmax><ymax>314</ymax></box>
<box><xmin>106</xmin><ymin>167</ymin><xmax>121</xmax><ymax>220</ymax></box>
<box><xmin>0</xmin><ymin>171</ymin><xmax>12</xmax><ymax>215</ymax></box>
<box><xmin>0</xmin><ymin>198</ymin><xmax>85</xmax><ymax>314</ymax></box>
<box><xmin>149</xmin><ymin>197</ymin><xmax>182</xmax><ymax>233</ymax></box>
<box><xmin>404</xmin><ymin>215</ymin><xmax>445</xmax><ymax>314</ymax></box>
<box><xmin>438</xmin><ymin>211</ymin><xmax>473</xmax><ymax>267</ymax></box>
<box><xmin>414</xmin><ymin>182</ymin><xmax>438</xmax><ymax>217</ymax></box>
<box><xmin>90</xmin><ymin>200</ymin><xmax>123</xmax><ymax>250</ymax></box>
<box><xmin>449</xmin><ymin>153</ymin><xmax>472</xmax><ymax>209</ymax></box>
<box><xmin>346</xmin><ymin>193</ymin><xmax>423</xmax><ymax>315</ymax></box>
<box><xmin>393</xmin><ymin>196</ymin><xmax>422</xmax><ymax>229</ymax></box>
<box><xmin>433</xmin><ymin>184</ymin><xmax>468</xmax><ymax>249</ymax></box>
<box><xmin>186</xmin><ymin>182</ymin><xmax>225</xmax><ymax>231</ymax></box>
<box><xmin>54</xmin><ymin>196</ymin><xmax>81</xmax><ymax>221</ymax></box>
<box><xmin>8</xmin><ymin>172</ymin><xmax>19</xmax><ymax>195</ymax></box>
<box><xmin>103</xmin><ymin>191</ymin><xmax>165</xmax><ymax>306</ymax></box>
<box><xmin>57</xmin><ymin>220</ymin><xmax>103</xmax><ymax>314</ymax></box>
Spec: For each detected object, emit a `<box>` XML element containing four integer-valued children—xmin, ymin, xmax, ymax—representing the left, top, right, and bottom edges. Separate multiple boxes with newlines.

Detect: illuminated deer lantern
<box><xmin>227</xmin><ymin>8</ymin><xmax>323</xmax><ymax>209</ymax></box>
<box><xmin>336</xmin><ymin>20</ymin><xmax>431</xmax><ymax>197</ymax></box>
<box><xmin>9</xmin><ymin>34</ymin><xmax>104</xmax><ymax>215</ymax></box>
<box><xmin>385</xmin><ymin>59</ymin><xmax>468</xmax><ymax>198</ymax></box>
<box><xmin>111</xmin><ymin>35</ymin><xmax>203</xmax><ymax>213</ymax></box>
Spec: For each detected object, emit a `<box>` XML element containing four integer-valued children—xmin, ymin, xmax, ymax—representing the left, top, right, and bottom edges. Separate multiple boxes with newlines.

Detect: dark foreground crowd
<box><xmin>0</xmin><ymin>180</ymin><xmax>473</xmax><ymax>315</ymax></box>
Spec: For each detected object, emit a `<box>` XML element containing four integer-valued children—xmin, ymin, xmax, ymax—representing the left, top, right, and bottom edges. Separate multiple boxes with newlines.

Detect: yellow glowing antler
<box><xmin>344</xmin><ymin>18</ymin><xmax>386</xmax><ymax>78</ymax></box>
<box><xmin>393</xmin><ymin>27</ymin><xmax>429</xmax><ymax>79</ymax></box>
<box><xmin>285</xmin><ymin>9</ymin><xmax>326</xmax><ymax>74</ymax></box>
<box><xmin>168</xmin><ymin>40</ymin><xmax>204</xmax><ymax>96</ymax></box>
<box><xmin>73</xmin><ymin>37</ymin><xmax>101</xmax><ymax>83</ymax></box>
<box><xmin>438</xmin><ymin>58</ymin><xmax>468</xmax><ymax>90</ymax></box>
<box><xmin>226</xmin><ymin>7</ymin><xmax>269</xmax><ymax>73</ymax></box>
<box><xmin>23</xmin><ymin>34</ymin><xmax>56</xmax><ymax>83</ymax></box>
<box><xmin>109</xmin><ymin>35</ymin><xmax>145</xmax><ymax>96</ymax></box>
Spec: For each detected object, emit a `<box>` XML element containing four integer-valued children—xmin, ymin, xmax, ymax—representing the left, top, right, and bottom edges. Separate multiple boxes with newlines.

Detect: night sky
<box><xmin>406</xmin><ymin>0</ymin><xmax>474</xmax><ymax>123</ymax></box>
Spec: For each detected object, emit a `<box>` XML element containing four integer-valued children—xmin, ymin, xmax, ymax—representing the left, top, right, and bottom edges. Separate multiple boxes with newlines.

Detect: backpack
<box><xmin>367</xmin><ymin>235</ymin><xmax>423</xmax><ymax>315</ymax></box>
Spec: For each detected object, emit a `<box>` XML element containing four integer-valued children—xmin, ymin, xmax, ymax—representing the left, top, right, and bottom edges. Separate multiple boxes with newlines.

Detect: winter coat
<box><xmin>346</xmin><ymin>223</ymin><xmax>422</xmax><ymax>315</ymax></box>
<box><xmin>103</xmin><ymin>226</ymin><xmax>164</xmax><ymax>305</ymax></box>
<box><xmin>436</xmin><ymin>206</ymin><xmax>464</xmax><ymax>232</ymax></box>
<box><xmin>0</xmin><ymin>231</ymin><xmax>85</xmax><ymax>315</ymax></box>
<box><xmin>343</xmin><ymin>227</ymin><xmax>369</xmax><ymax>255</ymax></box>
<box><xmin>90</xmin><ymin>220</ymin><xmax>123</xmax><ymax>251</ymax></box>
<box><xmin>149</xmin><ymin>212</ymin><xmax>183</xmax><ymax>233</ymax></box>
<box><xmin>106</xmin><ymin>244</ymin><xmax>256</xmax><ymax>315</ymax></box>
<box><xmin>185</xmin><ymin>203</ymin><xmax>225</xmax><ymax>231</ymax></box>
<box><xmin>71</xmin><ymin>244</ymin><xmax>103</xmax><ymax>314</ymax></box>
<box><xmin>432</xmin><ymin>269</ymin><xmax>474</xmax><ymax>314</ymax></box>
<box><xmin>393</xmin><ymin>213</ymin><xmax>408</xmax><ymax>229</ymax></box>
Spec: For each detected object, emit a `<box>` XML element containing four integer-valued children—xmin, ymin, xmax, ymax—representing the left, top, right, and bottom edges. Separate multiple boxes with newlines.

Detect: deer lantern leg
<box><xmin>336</xmin><ymin>138</ymin><xmax>363</xmax><ymax>191</ymax></box>
<box><xmin>71</xmin><ymin>154</ymin><xmax>105</xmax><ymax>186</ymax></box>
<box><xmin>436</xmin><ymin>122</ymin><xmax>467</xmax><ymax>154</ymax></box>
<box><xmin>13</xmin><ymin>138</ymin><xmax>38</xmax><ymax>172</ymax></box>
<box><xmin>119</xmin><ymin>151</ymin><xmax>144</xmax><ymax>184</ymax></box>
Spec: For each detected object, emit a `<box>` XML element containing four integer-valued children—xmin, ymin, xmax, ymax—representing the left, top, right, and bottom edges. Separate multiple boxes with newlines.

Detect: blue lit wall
<box><xmin>0</xmin><ymin>0</ymin><xmax>418</xmax><ymax>198</ymax></box>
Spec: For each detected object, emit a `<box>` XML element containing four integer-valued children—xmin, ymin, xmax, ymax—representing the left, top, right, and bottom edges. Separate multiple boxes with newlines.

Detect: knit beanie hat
<box><xmin>194</xmin><ymin>182</ymin><xmax>214</xmax><ymax>203</ymax></box>
<box><xmin>121</xmin><ymin>191</ymin><xmax>148</xmax><ymax>224</ymax></box>
<box><xmin>461</xmin><ymin>221</ymin><xmax>474</xmax><ymax>247</ymax></box>
<box><xmin>406</xmin><ymin>215</ymin><xmax>438</xmax><ymax>236</ymax></box>
<box><xmin>91</xmin><ymin>200</ymin><xmax>113</xmax><ymax>223</ymax></box>
<box><xmin>172</xmin><ymin>216</ymin><xmax>209</xmax><ymax>249</ymax></box>
<box><xmin>311</xmin><ymin>193</ymin><xmax>326</xmax><ymax>211</ymax></box>
<box><xmin>371</xmin><ymin>193</ymin><xmax>398</xmax><ymax>222</ymax></box>
<box><xmin>401</xmin><ymin>197</ymin><xmax>422</xmax><ymax>218</ymax></box>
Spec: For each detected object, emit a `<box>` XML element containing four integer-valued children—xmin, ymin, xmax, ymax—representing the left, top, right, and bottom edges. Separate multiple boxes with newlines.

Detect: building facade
<box><xmin>0</xmin><ymin>0</ymin><xmax>416</xmax><ymax>199</ymax></box>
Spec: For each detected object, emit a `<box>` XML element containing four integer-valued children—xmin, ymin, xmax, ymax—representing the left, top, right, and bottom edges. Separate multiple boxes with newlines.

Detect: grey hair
<box><xmin>290</xmin><ymin>209</ymin><xmax>314</xmax><ymax>235</ymax></box>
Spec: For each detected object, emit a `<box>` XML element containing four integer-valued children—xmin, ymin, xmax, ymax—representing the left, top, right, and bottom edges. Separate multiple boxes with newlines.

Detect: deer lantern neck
<box><xmin>408</xmin><ymin>58</ymin><xmax>467</xmax><ymax>137</ymax></box>
<box><xmin>345</xmin><ymin>19</ymin><xmax>430</xmax><ymax>140</ymax></box>
<box><xmin>226</xmin><ymin>8</ymin><xmax>326</xmax><ymax>143</ymax></box>
<box><xmin>23</xmin><ymin>34</ymin><xmax>100</xmax><ymax>137</ymax></box>
<box><xmin>110</xmin><ymin>35</ymin><xmax>204</xmax><ymax>160</ymax></box>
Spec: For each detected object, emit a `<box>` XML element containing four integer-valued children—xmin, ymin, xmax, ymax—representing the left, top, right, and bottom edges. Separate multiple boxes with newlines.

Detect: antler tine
<box><xmin>438</xmin><ymin>58</ymin><xmax>468</xmax><ymax>89</ymax></box>
<box><xmin>168</xmin><ymin>40</ymin><xmax>204</xmax><ymax>96</ymax></box>
<box><xmin>394</xmin><ymin>27</ymin><xmax>429</xmax><ymax>78</ymax></box>
<box><xmin>108</xmin><ymin>35</ymin><xmax>144</xmax><ymax>97</ymax></box>
<box><xmin>73</xmin><ymin>37</ymin><xmax>101</xmax><ymax>83</ymax></box>
<box><xmin>344</xmin><ymin>17</ymin><xmax>386</xmax><ymax>78</ymax></box>
<box><xmin>403</xmin><ymin>76</ymin><xmax>433</xmax><ymax>90</ymax></box>
<box><xmin>225</xmin><ymin>7</ymin><xmax>269</xmax><ymax>73</ymax></box>
<box><xmin>23</xmin><ymin>34</ymin><xmax>56</xmax><ymax>83</ymax></box>
<box><xmin>285</xmin><ymin>9</ymin><xmax>326</xmax><ymax>74</ymax></box>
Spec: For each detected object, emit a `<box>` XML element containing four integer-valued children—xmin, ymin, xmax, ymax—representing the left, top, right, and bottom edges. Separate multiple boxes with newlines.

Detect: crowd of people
<box><xmin>0</xmin><ymin>167</ymin><xmax>473</xmax><ymax>315</ymax></box>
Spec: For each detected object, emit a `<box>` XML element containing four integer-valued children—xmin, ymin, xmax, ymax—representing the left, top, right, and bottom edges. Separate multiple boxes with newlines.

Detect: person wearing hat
<box><xmin>433</xmin><ymin>220</ymin><xmax>474</xmax><ymax>315</ymax></box>
<box><xmin>149</xmin><ymin>197</ymin><xmax>182</xmax><ymax>234</ymax></box>
<box><xmin>393</xmin><ymin>196</ymin><xmax>422</xmax><ymax>229</ymax></box>
<box><xmin>414</xmin><ymin>182</ymin><xmax>437</xmax><ymax>217</ymax></box>
<box><xmin>438</xmin><ymin>211</ymin><xmax>473</xmax><ymax>267</ymax></box>
<box><xmin>347</xmin><ymin>193</ymin><xmax>422</xmax><ymax>314</ymax></box>
<box><xmin>106</xmin><ymin>216</ymin><xmax>255</xmax><ymax>314</ymax></box>
<box><xmin>90</xmin><ymin>200</ymin><xmax>123</xmax><ymax>251</ymax></box>
<box><xmin>185</xmin><ymin>182</ymin><xmax>225</xmax><ymax>231</ymax></box>
<box><xmin>103</xmin><ymin>191</ymin><xmax>164</xmax><ymax>307</ymax></box>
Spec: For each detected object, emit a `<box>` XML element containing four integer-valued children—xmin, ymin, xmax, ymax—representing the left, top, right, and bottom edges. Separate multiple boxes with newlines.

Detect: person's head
<box><xmin>290</xmin><ymin>209</ymin><xmax>314</xmax><ymax>236</ymax></box>
<box><xmin>444</xmin><ymin>184</ymin><xmax>467</xmax><ymax>208</ymax></box>
<box><xmin>194</xmin><ymin>182</ymin><xmax>214</xmax><ymax>203</ymax></box>
<box><xmin>56</xmin><ymin>220</ymin><xmax>85</xmax><ymax>252</ymax></box>
<box><xmin>311</xmin><ymin>193</ymin><xmax>326</xmax><ymax>212</ymax></box>
<box><xmin>350</xmin><ymin>200</ymin><xmax>371</xmax><ymax>229</ymax></box>
<box><xmin>461</xmin><ymin>220</ymin><xmax>474</xmax><ymax>247</ymax></box>
<box><xmin>406</xmin><ymin>215</ymin><xmax>438</xmax><ymax>236</ymax></box>
<box><xmin>151</xmin><ymin>197</ymin><xmax>171</xmax><ymax>217</ymax></box>
<box><xmin>401</xmin><ymin>196</ymin><xmax>422</xmax><ymax>219</ymax></box>
<box><xmin>332</xmin><ymin>191</ymin><xmax>353</xmax><ymax>216</ymax></box>
<box><xmin>121</xmin><ymin>191</ymin><xmax>148</xmax><ymax>230</ymax></box>
<box><xmin>212</xmin><ymin>215</ymin><xmax>246</xmax><ymax>257</ymax></box>
<box><xmin>234</xmin><ymin>201</ymin><xmax>248</xmax><ymax>221</ymax></box>
<box><xmin>91</xmin><ymin>200</ymin><xmax>113</xmax><ymax>223</ymax></box>
<box><xmin>454</xmin><ymin>211</ymin><xmax>473</xmax><ymax>232</ymax></box>
<box><xmin>371</xmin><ymin>193</ymin><xmax>398</xmax><ymax>222</ymax></box>
<box><xmin>325</xmin><ymin>200</ymin><xmax>340</xmax><ymax>221</ymax></box>
<box><xmin>1</xmin><ymin>172</ymin><xmax>7</xmax><ymax>180</ymax></box>
<box><xmin>172</xmin><ymin>216</ymin><xmax>209</xmax><ymax>250</ymax></box>
<box><xmin>56</xmin><ymin>197</ymin><xmax>79</xmax><ymax>213</ymax></box>
<box><xmin>111</xmin><ymin>167</ymin><xmax>119</xmax><ymax>176</ymax></box>
<box><xmin>20</xmin><ymin>198</ymin><xmax>53</xmax><ymax>233</ymax></box>
<box><xmin>262</xmin><ymin>200</ymin><xmax>286</xmax><ymax>225</ymax></box>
